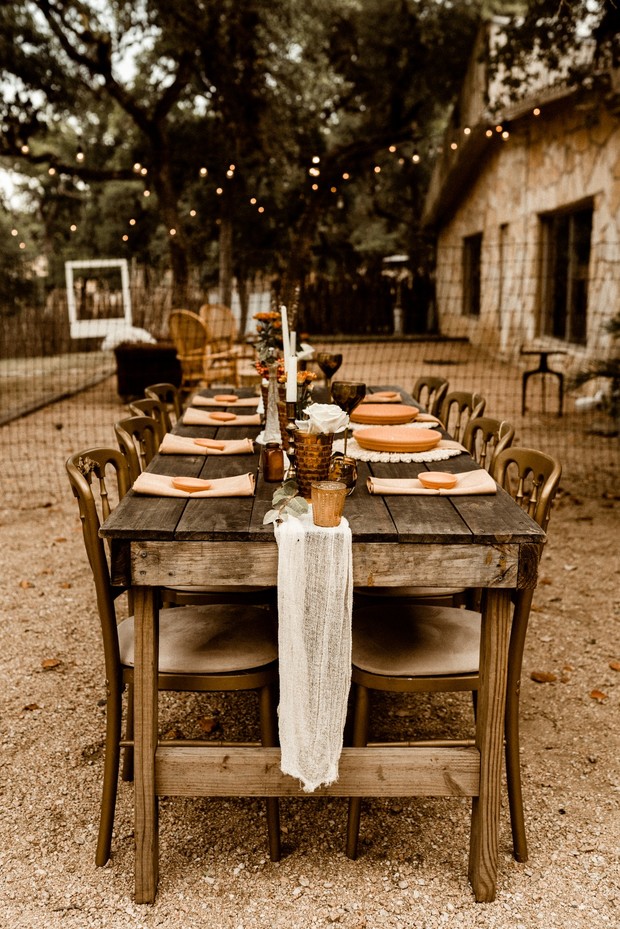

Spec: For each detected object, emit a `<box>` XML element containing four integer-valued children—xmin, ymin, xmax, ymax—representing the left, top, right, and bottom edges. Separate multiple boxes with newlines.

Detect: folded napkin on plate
<box><xmin>367</xmin><ymin>468</ymin><xmax>497</xmax><ymax>496</ymax></box>
<box><xmin>183</xmin><ymin>408</ymin><xmax>261</xmax><ymax>427</ymax></box>
<box><xmin>191</xmin><ymin>394</ymin><xmax>260</xmax><ymax>408</ymax></box>
<box><xmin>132</xmin><ymin>471</ymin><xmax>255</xmax><ymax>497</ymax></box>
<box><xmin>361</xmin><ymin>391</ymin><xmax>402</xmax><ymax>403</ymax></box>
<box><xmin>275</xmin><ymin>511</ymin><xmax>352</xmax><ymax>792</ymax></box>
<box><xmin>159</xmin><ymin>434</ymin><xmax>254</xmax><ymax>455</ymax></box>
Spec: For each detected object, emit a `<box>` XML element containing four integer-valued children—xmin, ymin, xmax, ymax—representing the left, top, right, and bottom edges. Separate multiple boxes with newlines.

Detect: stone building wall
<box><xmin>433</xmin><ymin>97</ymin><xmax>620</xmax><ymax>366</ymax></box>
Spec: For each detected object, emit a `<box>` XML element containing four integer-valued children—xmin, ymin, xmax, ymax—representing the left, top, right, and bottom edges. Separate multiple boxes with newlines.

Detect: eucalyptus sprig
<box><xmin>263</xmin><ymin>479</ymin><xmax>309</xmax><ymax>525</ymax></box>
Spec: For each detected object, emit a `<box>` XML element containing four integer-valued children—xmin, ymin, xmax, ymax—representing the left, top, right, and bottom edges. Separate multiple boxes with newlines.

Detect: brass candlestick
<box><xmin>285</xmin><ymin>400</ymin><xmax>298</xmax><ymax>480</ymax></box>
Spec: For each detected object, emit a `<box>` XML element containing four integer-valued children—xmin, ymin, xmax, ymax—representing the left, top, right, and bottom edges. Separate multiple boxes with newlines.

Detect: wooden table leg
<box><xmin>468</xmin><ymin>588</ymin><xmax>511</xmax><ymax>902</ymax></box>
<box><xmin>133</xmin><ymin>587</ymin><xmax>159</xmax><ymax>903</ymax></box>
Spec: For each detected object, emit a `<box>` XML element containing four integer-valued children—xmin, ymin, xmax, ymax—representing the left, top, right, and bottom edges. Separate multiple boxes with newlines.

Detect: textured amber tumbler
<box><xmin>294</xmin><ymin>430</ymin><xmax>334</xmax><ymax>499</ymax></box>
<box><xmin>311</xmin><ymin>481</ymin><xmax>347</xmax><ymax>527</ymax></box>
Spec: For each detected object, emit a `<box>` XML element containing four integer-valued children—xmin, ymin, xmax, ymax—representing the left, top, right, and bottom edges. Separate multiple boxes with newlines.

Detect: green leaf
<box><xmin>262</xmin><ymin>508</ymin><xmax>280</xmax><ymax>525</ymax></box>
<box><xmin>272</xmin><ymin>487</ymin><xmax>290</xmax><ymax>504</ymax></box>
<box><xmin>287</xmin><ymin>496</ymin><xmax>309</xmax><ymax>515</ymax></box>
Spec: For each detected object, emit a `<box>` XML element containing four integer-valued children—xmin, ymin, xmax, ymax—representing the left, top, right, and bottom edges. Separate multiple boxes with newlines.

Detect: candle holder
<box><xmin>285</xmin><ymin>400</ymin><xmax>298</xmax><ymax>480</ymax></box>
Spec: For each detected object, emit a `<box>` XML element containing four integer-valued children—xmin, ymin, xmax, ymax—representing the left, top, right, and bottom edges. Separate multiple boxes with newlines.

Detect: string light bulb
<box><xmin>169</xmin><ymin>228</ymin><xmax>176</xmax><ymax>235</ymax></box>
<box><xmin>312</xmin><ymin>155</ymin><xmax>320</xmax><ymax>164</ymax></box>
<box><xmin>388</xmin><ymin>145</ymin><xmax>396</xmax><ymax>153</ymax></box>
<box><xmin>374</xmin><ymin>165</ymin><xmax>381</xmax><ymax>173</ymax></box>
<box><xmin>216</xmin><ymin>187</ymin><xmax>223</xmax><ymax>195</ymax></box>
<box><xmin>76</xmin><ymin>148</ymin><xmax>84</xmax><ymax>162</ymax></box>
<box><xmin>19</xmin><ymin>242</ymin><xmax>26</xmax><ymax>249</ymax></box>
<box><xmin>342</xmin><ymin>172</ymin><xmax>350</xmax><ymax>180</ymax></box>
<box><xmin>140</xmin><ymin>167</ymin><xmax>147</xmax><ymax>175</ymax></box>
<box><xmin>464</xmin><ymin>127</ymin><xmax>471</xmax><ymax>135</ymax></box>
<box><xmin>189</xmin><ymin>209</ymin><xmax>196</xmax><ymax>217</ymax></box>
<box><xmin>48</xmin><ymin>167</ymin><xmax>56</xmax><ymax>175</ymax></box>
<box><xmin>485</xmin><ymin>129</ymin><xmax>493</xmax><ymax>138</ymax></box>
<box><xmin>20</xmin><ymin>143</ymin><xmax>30</xmax><ymax>154</ymax></box>
<box><xmin>533</xmin><ymin>107</ymin><xmax>541</xmax><ymax>116</ymax></box>
<box><xmin>143</xmin><ymin>189</ymin><xmax>150</xmax><ymax>197</ymax></box>
<box><xmin>122</xmin><ymin>234</ymin><xmax>128</xmax><ymax>241</ymax></box>
<box><xmin>129</xmin><ymin>218</ymin><xmax>136</xmax><ymax>226</ymax></box>
<box><xmin>70</xmin><ymin>224</ymin><xmax>77</xmax><ymax>232</ymax></box>
<box><xmin>412</xmin><ymin>152</ymin><xmax>420</xmax><ymax>163</ymax></box>
<box><xmin>199</xmin><ymin>167</ymin><xmax>208</xmax><ymax>176</ymax></box>
<box><xmin>11</xmin><ymin>228</ymin><xmax>18</xmax><ymax>236</ymax></box>
<box><xmin>450</xmin><ymin>142</ymin><xmax>458</xmax><ymax>150</ymax></box>
<box><xmin>133</xmin><ymin>162</ymin><xmax>141</xmax><ymax>172</ymax></box>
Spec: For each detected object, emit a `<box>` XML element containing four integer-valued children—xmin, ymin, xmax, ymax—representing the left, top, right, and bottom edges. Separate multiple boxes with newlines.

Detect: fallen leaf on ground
<box><xmin>19</xmin><ymin>580</ymin><xmax>33</xmax><ymax>589</ymax></box>
<box><xmin>163</xmin><ymin>728</ymin><xmax>184</xmax><ymax>740</ymax></box>
<box><xmin>609</xmin><ymin>661</ymin><xmax>620</xmax><ymax>672</ymax></box>
<box><xmin>199</xmin><ymin>715</ymin><xmax>220</xmax><ymax>734</ymax></box>
<box><xmin>531</xmin><ymin>671</ymin><xmax>558</xmax><ymax>683</ymax></box>
<box><xmin>41</xmin><ymin>658</ymin><xmax>62</xmax><ymax>670</ymax></box>
<box><xmin>54</xmin><ymin>537</ymin><xmax>67</xmax><ymax>543</ymax></box>
<box><xmin>59</xmin><ymin>582</ymin><xmax>72</xmax><ymax>589</ymax></box>
<box><xmin>590</xmin><ymin>690</ymin><xmax>608</xmax><ymax>703</ymax></box>
<box><xmin>23</xmin><ymin>703</ymin><xmax>41</xmax><ymax>711</ymax></box>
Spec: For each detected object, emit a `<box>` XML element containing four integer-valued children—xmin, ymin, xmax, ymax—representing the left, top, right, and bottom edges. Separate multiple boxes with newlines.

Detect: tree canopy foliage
<box><xmin>0</xmin><ymin>0</ymin><xmax>616</xmax><ymax>308</ymax></box>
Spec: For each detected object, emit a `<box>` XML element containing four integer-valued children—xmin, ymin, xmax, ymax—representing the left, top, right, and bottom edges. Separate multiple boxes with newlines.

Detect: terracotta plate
<box><xmin>354</xmin><ymin>426</ymin><xmax>441</xmax><ymax>453</ymax></box>
<box><xmin>350</xmin><ymin>403</ymin><xmax>418</xmax><ymax>425</ymax></box>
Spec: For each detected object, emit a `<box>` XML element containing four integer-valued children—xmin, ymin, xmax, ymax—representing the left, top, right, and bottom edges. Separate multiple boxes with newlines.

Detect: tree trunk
<box><xmin>237</xmin><ymin>275</ymin><xmax>249</xmax><ymax>337</ymax></box>
<box><xmin>219</xmin><ymin>215</ymin><xmax>233</xmax><ymax>308</ymax></box>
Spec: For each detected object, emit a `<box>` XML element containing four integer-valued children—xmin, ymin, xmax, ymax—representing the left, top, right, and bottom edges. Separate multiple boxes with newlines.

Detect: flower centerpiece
<box><xmin>292</xmin><ymin>403</ymin><xmax>350</xmax><ymax>499</ymax></box>
<box><xmin>253</xmin><ymin>311</ymin><xmax>284</xmax><ymax>364</ymax></box>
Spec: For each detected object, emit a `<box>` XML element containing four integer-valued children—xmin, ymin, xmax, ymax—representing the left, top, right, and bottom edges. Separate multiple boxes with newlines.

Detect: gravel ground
<box><xmin>0</xmin><ymin>377</ymin><xmax>619</xmax><ymax>929</ymax></box>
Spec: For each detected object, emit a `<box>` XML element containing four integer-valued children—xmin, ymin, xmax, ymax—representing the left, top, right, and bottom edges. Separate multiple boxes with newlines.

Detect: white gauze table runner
<box><xmin>275</xmin><ymin>511</ymin><xmax>353</xmax><ymax>792</ymax></box>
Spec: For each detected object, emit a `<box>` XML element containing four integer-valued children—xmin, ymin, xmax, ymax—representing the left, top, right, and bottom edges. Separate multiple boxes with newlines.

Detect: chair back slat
<box><xmin>114</xmin><ymin>416</ymin><xmax>159</xmax><ymax>482</ymax></box>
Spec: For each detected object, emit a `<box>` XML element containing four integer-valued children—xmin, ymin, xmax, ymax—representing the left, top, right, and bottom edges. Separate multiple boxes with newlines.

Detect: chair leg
<box><xmin>96</xmin><ymin>683</ymin><xmax>123</xmax><ymax>867</ymax></box>
<box><xmin>259</xmin><ymin>683</ymin><xmax>281</xmax><ymax>862</ymax></box>
<box><xmin>121</xmin><ymin>682</ymin><xmax>134</xmax><ymax>782</ymax></box>
<box><xmin>505</xmin><ymin>682</ymin><xmax>528</xmax><ymax>862</ymax></box>
<box><xmin>505</xmin><ymin>589</ymin><xmax>533</xmax><ymax>862</ymax></box>
<box><xmin>346</xmin><ymin>683</ymin><xmax>370</xmax><ymax>860</ymax></box>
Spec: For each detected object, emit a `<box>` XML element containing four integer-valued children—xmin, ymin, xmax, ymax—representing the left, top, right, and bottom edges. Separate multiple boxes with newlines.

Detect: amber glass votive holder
<box><xmin>311</xmin><ymin>481</ymin><xmax>348</xmax><ymax>527</ymax></box>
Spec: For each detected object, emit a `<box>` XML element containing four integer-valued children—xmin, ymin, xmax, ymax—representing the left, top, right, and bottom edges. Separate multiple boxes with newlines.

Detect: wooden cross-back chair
<box><xmin>128</xmin><ymin>397</ymin><xmax>171</xmax><ymax>440</ymax></box>
<box><xmin>346</xmin><ymin>446</ymin><xmax>562</xmax><ymax>864</ymax></box>
<box><xmin>412</xmin><ymin>376</ymin><xmax>449</xmax><ymax>417</ymax></box>
<box><xmin>439</xmin><ymin>390</ymin><xmax>486</xmax><ymax>443</ymax></box>
<box><xmin>66</xmin><ymin>448</ymin><xmax>281</xmax><ymax>867</ymax></box>
<box><xmin>114</xmin><ymin>415</ymin><xmax>160</xmax><ymax>483</ymax></box>
<box><xmin>145</xmin><ymin>382</ymin><xmax>183</xmax><ymax>424</ymax></box>
<box><xmin>462</xmin><ymin>416</ymin><xmax>515</xmax><ymax>472</ymax></box>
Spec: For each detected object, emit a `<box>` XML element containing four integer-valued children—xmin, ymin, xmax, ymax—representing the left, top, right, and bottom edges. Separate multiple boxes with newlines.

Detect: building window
<box><xmin>462</xmin><ymin>233</ymin><xmax>482</xmax><ymax>317</ymax></box>
<box><xmin>540</xmin><ymin>204</ymin><xmax>592</xmax><ymax>344</ymax></box>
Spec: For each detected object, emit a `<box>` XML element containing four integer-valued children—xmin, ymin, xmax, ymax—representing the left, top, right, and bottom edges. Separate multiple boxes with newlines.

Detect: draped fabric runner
<box><xmin>275</xmin><ymin>512</ymin><xmax>353</xmax><ymax>792</ymax></box>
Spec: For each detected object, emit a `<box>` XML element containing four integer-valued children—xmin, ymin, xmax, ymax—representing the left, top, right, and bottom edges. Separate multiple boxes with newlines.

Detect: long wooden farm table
<box><xmin>100</xmin><ymin>387</ymin><xmax>545</xmax><ymax>903</ymax></box>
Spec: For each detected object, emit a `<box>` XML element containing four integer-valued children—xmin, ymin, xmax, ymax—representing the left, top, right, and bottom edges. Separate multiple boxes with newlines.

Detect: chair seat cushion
<box><xmin>355</xmin><ymin>586</ymin><xmax>464</xmax><ymax>601</ymax></box>
<box><xmin>118</xmin><ymin>604</ymin><xmax>277</xmax><ymax>674</ymax></box>
<box><xmin>352</xmin><ymin>604</ymin><xmax>481</xmax><ymax>677</ymax></box>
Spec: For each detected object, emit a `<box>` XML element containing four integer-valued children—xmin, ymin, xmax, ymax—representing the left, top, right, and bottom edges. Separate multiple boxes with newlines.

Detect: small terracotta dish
<box><xmin>214</xmin><ymin>394</ymin><xmax>239</xmax><ymax>403</ymax></box>
<box><xmin>418</xmin><ymin>471</ymin><xmax>458</xmax><ymax>490</ymax></box>
<box><xmin>210</xmin><ymin>411</ymin><xmax>237</xmax><ymax>422</ymax></box>
<box><xmin>193</xmin><ymin>438</ymin><xmax>226</xmax><ymax>450</ymax></box>
<box><xmin>351</xmin><ymin>403</ymin><xmax>418</xmax><ymax>425</ymax></box>
<box><xmin>171</xmin><ymin>476</ymin><xmax>212</xmax><ymax>493</ymax></box>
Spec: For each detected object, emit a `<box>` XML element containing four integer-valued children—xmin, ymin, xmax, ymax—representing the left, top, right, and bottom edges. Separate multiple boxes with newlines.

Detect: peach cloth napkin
<box><xmin>159</xmin><ymin>434</ymin><xmax>254</xmax><ymax>455</ymax></box>
<box><xmin>367</xmin><ymin>468</ymin><xmax>497</xmax><ymax>495</ymax></box>
<box><xmin>191</xmin><ymin>394</ymin><xmax>260</xmax><ymax>408</ymax></box>
<box><xmin>416</xmin><ymin>412</ymin><xmax>441</xmax><ymax>424</ymax></box>
<box><xmin>132</xmin><ymin>471</ymin><xmax>255</xmax><ymax>497</ymax></box>
<box><xmin>183</xmin><ymin>408</ymin><xmax>262</xmax><ymax>427</ymax></box>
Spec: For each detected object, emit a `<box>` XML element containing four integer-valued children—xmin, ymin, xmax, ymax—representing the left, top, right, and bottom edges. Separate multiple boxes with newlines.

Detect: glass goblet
<box><xmin>315</xmin><ymin>352</ymin><xmax>343</xmax><ymax>396</ymax></box>
<box><xmin>331</xmin><ymin>381</ymin><xmax>366</xmax><ymax>456</ymax></box>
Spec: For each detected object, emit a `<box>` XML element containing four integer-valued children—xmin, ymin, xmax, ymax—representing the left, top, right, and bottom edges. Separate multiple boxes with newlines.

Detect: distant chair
<box><xmin>462</xmin><ymin>416</ymin><xmax>515</xmax><ymax>472</ymax></box>
<box><xmin>439</xmin><ymin>390</ymin><xmax>486</xmax><ymax>443</ymax></box>
<box><xmin>145</xmin><ymin>383</ymin><xmax>183</xmax><ymax>424</ymax></box>
<box><xmin>169</xmin><ymin>309</ymin><xmax>240</xmax><ymax>394</ymax></box>
<box><xmin>199</xmin><ymin>303</ymin><xmax>259</xmax><ymax>386</ymax></box>
<box><xmin>412</xmin><ymin>376</ymin><xmax>449</xmax><ymax>417</ymax></box>
<box><xmin>128</xmin><ymin>397</ymin><xmax>171</xmax><ymax>438</ymax></box>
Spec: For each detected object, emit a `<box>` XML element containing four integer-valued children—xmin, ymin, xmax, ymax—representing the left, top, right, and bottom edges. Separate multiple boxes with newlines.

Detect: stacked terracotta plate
<box><xmin>350</xmin><ymin>404</ymin><xmax>418</xmax><ymax>426</ymax></box>
<box><xmin>354</xmin><ymin>426</ymin><xmax>442</xmax><ymax>453</ymax></box>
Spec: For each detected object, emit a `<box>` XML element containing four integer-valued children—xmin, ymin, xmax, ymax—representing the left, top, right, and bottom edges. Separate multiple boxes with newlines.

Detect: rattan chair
<box><xmin>169</xmin><ymin>309</ymin><xmax>240</xmax><ymax>392</ymax></box>
<box><xmin>145</xmin><ymin>382</ymin><xmax>183</xmax><ymax>423</ymax></box>
<box><xmin>66</xmin><ymin>448</ymin><xmax>281</xmax><ymax>866</ymax></box>
<box><xmin>346</xmin><ymin>447</ymin><xmax>562</xmax><ymax>863</ymax></box>
<box><xmin>462</xmin><ymin>416</ymin><xmax>515</xmax><ymax>472</ymax></box>
<box><xmin>412</xmin><ymin>376</ymin><xmax>449</xmax><ymax>417</ymax></box>
<box><xmin>128</xmin><ymin>397</ymin><xmax>171</xmax><ymax>439</ymax></box>
<box><xmin>438</xmin><ymin>390</ymin><xmax>486</xmax><ymax>443</ymax></box>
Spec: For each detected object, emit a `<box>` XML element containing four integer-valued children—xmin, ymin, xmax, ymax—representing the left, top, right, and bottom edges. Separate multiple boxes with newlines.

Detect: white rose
<box><xmin>301</xmin><ymin>403</ymin><xmax>349</xmax><ymax>434</ymax></box>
